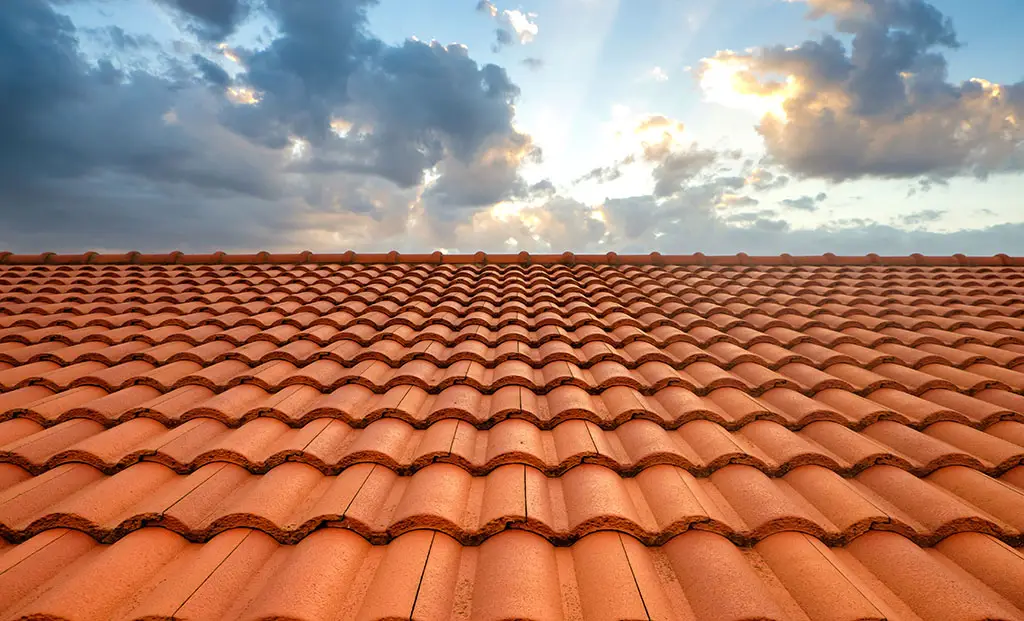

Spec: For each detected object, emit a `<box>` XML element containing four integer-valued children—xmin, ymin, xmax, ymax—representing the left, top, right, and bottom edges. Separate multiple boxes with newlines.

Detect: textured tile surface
<box><xmin>1</xmin><ymin>255</ymin><xmax>1023</xmax><ymax>620</ymax></box>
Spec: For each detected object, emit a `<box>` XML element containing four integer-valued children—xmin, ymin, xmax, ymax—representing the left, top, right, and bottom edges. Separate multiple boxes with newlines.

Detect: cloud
<box><xmin>699</xmin><ymin>0</ymin><xmax>1024</xmax><ymax>182</ymax></box>
<box><xmin>574</xmin><ymin>155</ymin><xmax>635</xmax><ymax>184</ymax></box>
<box><xmin>502</xmin><ymin>9</ymin><xmax>539</xmax><ymax>43</ymax></box>
<box><xmin>719</xmin><ymin>194</ymin><xmax>760</xmax><ymax>208</ymax></box>
<box><xmin>477</xmin><ymin>1</ymin><xmax>538</xmax><ymax>50</ymax></box>
<box><xmin>413</xmin><ymin>164</ymin><xmax>1023</xmax><ymax>254</ymax></box>
<box><xmin>476</xmin><ymin>1</ymin><xmax>498</xmax><ymax>17</ymax></box>
<box><xmin>422</xmin><ymin>132</ymin><xmax>540</xmax><ymax>215</ymax></box>
<box><xmin>725</xmin><ymin>208</ymin><xmax>778</xmax><ymax>223</ymax></box>
<box><xmin>95</xmin><ymin>26</ymin><xmax>160</xmax><ymax>52</ymax></box>
<box><xmin>635</xmin><ymin>115</ymin><xmax>683</xmax><ymax>135</ymax></box>
<box><xmin>0</xmin><ymin>0</ymin><xmax>534</xmax><ymax>250</ymax></box>
<box><xmin>400</xmin><ymin>178</ymin><xmax>1024</xmax><ymax>255</ymax></box>
<box><xmin>577</xmin><ymin>165</ymin><xmax>624</xmax><ymax>184</ymax></box>
<box><xmin>0</xmin><ymin>2</ymin><xmax>275</xmax><ymax>197</ymax></box>
<box><xmin>905</xmin><ymin>176</ymin><xmax>946</xmax><ymax>196</ymax></box>
<box><xmin>493</xmin><ymin>28</ymin><xmax>514</xmax><ymax>49</ymax></box>
<box><xmin>573</xmin><ymin>114</ymin><xmax>721</xmax><ymax>197</ymax></box>
<box><xmin>746</xmin><ymin>167</ymin><xmax>790</xmax><ymax>190</ymax></box>
<box><xmin>528</xmin><ymin>179</ymin><xmax>556</xmax><ymax>195</ymax></box>
<box><xmin>521</xmin><ymin>57</ymin><xmax>544</xmax><ymax>70</ymax></box>
<box><xmin>1</xmin><ymin>0</ymin><xmax>1021</xmax><ymax>257</ymax></box>
<box><xmin>591</xmin><ymin>190</ymin><xmax>1024</xmax><ymax>255</ymax></box>
<box><xmin>649</xmin><ymin>66</ymin><xmax>669</xmax><ymax>82</ymax></box>
<box><xmin>650</xmin><ymin>147</ymin><xmax>719</xmax><ymax>197</ymax></box>
<box><xmin>218</xmin><ymin>0</ymin><xmax>529</xmax><ymax>192</ymax></box>
<box><xmin>780</xmin><ymin>191</ymin><xmax>827</xmax><ymax>211</ymax></box>
<box><xmin>208</xmin><ymin>0</ymin><xmax>531</xmax><ymax>200</ymax></box>
<box><xmin>156</xmin><ymin>0</ymin><xmax>251</xmax><ymax>41</ymax></box>
<box><xmin>897</xmin><ymin>208</ymin><xmax>944</xmax><ymax>227</ymax></box>
<box><xmin>631</xmin><ymin>118</ymin><xmax>720</xmax><ymax>197</ymax></box>
<box><xmin>192</xmin><ymin>53</ymin><xmax>231</xmax><ymax>87</ymax></box>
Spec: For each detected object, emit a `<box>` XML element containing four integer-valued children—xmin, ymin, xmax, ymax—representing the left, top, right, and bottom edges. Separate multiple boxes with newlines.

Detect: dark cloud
<box><xmin>780</xmin><ymin>192</ymin><xmax>827</xmax><ymax>211</ymax></box>
<box><xmin>576</xmin><ymin>161</ymin><xmax>627</xmax><ymax>184</ymax></box>
<box><xmin>347</xmin><ymin>42</ymin><xmax>522</xmax><ymax>175</ymax></box>
<box><xmin>600</xmin><ymin>169</ymin><xmax>753</xmax><ymax>240</ymax></box>
<box><xmin>222</xmin><ymin>0</ymin><xmax>528</xmax><ymax>194</ymax></box>
<box><xmin>156</xmin><ymin>0</ymin><xmax>250</xmax><ymax>41</ymax></box>
<box><xmin>528</xmin><ymin>179</ymin><xmax>556</xmax><ymax>195</ymax></box>
<box><xmin>781</xmin><ymin>196</ymin><xmax>817</xmax><ymax>211</ymax></box>
<box><xmin>580</xmin><ymin>166</ymin><xmax>623</xmax><ymax>183</ymax></box>
<box><xmin>701</xmin><ymin>0</ymin><xmax>1024</xmax><ymax>181</ymax></box>
<box><xmin>493</xmin><ymin>28</ymin><xmax>514</xmax><ymax>51</ymax></box>
<box><xmin>746</xmin><ymin>168</ymin><xmax>790</xmax><ymax>191</ymax></box>
<box><xmin>905</xmin><ymin>176</ymin><xmax>945</xmax><ymax>196</ymax></box>
<box><xmin>223</xmin><ymin>0</ymin><xmax>381</xmax><ymax>147</ymax></box>
<box><xmin>0</xmin><ymin>0</ymin><xmax>535</xmax><ymax>250</ymax></box>
<box><xmin>896</xmin><ymin>208</ymin><xmax>944</xmax><ymax>226</ymax></box>
<box><xmin>0</xmin><ymin>1</ymin><xmax>269</xmax><ymax>195</ymax></box>
<box><xmin>192</xmin><ymin>54</ymin><xmax>231</xmax><ymax>87</ymax></box>
<box><xmin>650</xmin><ymin>147</ymin><xmax>718</xmax><ymax>197</ymax></box>
<box><xmin>522</xmin><ymin>57</ymin><xmax>544</xmax><ymax>70</ymax></box>
<box><xmin>422</xmin><ymin>132</ymin><xmax>539</xmax><ymax>217</ymax></box>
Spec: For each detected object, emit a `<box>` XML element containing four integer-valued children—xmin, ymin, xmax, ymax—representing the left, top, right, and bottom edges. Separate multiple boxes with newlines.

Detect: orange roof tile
<box><xmin>0</xmin><ymin>253</ymin><xmax>1023</xmax><ymax>619</ymax></box>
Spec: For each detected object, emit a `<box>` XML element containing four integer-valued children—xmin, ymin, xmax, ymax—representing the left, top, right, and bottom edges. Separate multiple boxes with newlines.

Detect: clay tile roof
<box><xmin>0</xmin><ymin>251</ymin><xmax>1023</xmax><ymax>620</ymax></box>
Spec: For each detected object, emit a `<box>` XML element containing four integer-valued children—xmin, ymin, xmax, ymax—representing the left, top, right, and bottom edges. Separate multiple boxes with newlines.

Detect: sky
<box><xmin>1</xmin><ymin>0</ymin><xmax>1022</xmax><ymax>254</ymax></box>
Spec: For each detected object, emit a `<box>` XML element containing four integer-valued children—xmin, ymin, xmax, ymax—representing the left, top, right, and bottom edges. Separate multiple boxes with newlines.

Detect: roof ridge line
<box><xmin>0</xmin><ymin>251</ymin><xmax>1020</xmax><ymax>267</ymax></box>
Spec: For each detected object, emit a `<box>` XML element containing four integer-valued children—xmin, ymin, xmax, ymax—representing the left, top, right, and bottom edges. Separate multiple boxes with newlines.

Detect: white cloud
<box><xmin>478</xmin><ymin>2</ymin><xmax>539</xmax><ymax>48</ymax></box>
<box><xmin>649</xmin><ymin>66</ymin><xmax>669</xmax><ymax>82</ymax></box>
<box><xmin>502</xmin><ymin>9</ymin><xmax>539</xmax><ymax>43</ymax></box>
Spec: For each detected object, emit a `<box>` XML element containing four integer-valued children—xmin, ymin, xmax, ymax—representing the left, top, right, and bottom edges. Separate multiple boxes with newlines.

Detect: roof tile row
<box><xmin>2</xmin><ymin>335</ymin><xmax>1022</xmax><ymax>372</ymax></box>
<box><xmin>2</xmin><ymin>354</ymin><xmax>1023</xmax><ymax>396</ymax></box>
<box><xmin>1</xmin><ymin>460</ymin><xmax>1022</xmax><ymax>546</ymax></box>
<box><xmin>3</xmin><ymin>528</ymin><xmax>1024</xmax><ymax>621</ymax></box>
<box><xmin>4</xmin><ymin>382</ymin><xmax>1023</xmax><ymax>431</ymax></box>
<box><xmin>0</xmin><ymin>295</ymin><xmax>1019</xmax><ymax>319</ymax></box>
<box><xmin>2</xmin><ymin>416</ymin><xmax>1023</xmax><ymax>478</ymax></box>
<box><xmin>4</xmin><ymin>321</ymin><xmax>1019</xmax><ymax>354</ymax></box>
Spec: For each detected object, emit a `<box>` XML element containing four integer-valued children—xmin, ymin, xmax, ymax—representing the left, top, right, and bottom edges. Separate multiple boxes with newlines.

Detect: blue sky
<box><xmin>1</xmin><ymin>0</ymin><xmax>1022</xmax><ymax>253</ymax></box>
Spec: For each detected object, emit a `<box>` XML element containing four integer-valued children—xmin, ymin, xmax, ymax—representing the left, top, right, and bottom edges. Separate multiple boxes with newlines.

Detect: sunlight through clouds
<box><xmin>225</xmin><ymin>86</ymin><xmax>260</xmax><ymax>105</ymax></box>
<box><xmin>329</xmin><ymin>118</ymin><xmax>354</xmax><ymax>138</ymax></box>
<box><xmin>697</xmin><ymin>55</ymin><xmax>795</xmax><ymax>120</ymax></box>
<box><xmin>217</xmin><ymin>42</ymin><xmax>240</xmax><ymax>64</ymax></box>
<box><xmin>697</xmin><ymin>1</ymin><xmax>1024</xmax><ymax>183</ymax></box>
<box><xmin>287</xmin><ymin>137</ymin><xmax>308</xmax><ymax>159</ymax></box>
<box><xmin>605</xmin><ymin>107</ymin><xmax>689</xmax><ymax>158</ymax></box>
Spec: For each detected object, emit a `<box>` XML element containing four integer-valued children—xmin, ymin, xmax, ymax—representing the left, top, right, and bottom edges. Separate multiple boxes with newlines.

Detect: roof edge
<box><xmin>0</xmin><ymin>251</ymin><xmax>1020</xmax><ymax>267</ymax></box>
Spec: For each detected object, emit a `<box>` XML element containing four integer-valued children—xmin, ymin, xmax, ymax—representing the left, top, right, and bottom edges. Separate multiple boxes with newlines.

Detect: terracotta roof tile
<box><xmin>0</xmin><ymin>253</ymin><xmax>1023</xmax><ymax>618</ymax></box>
